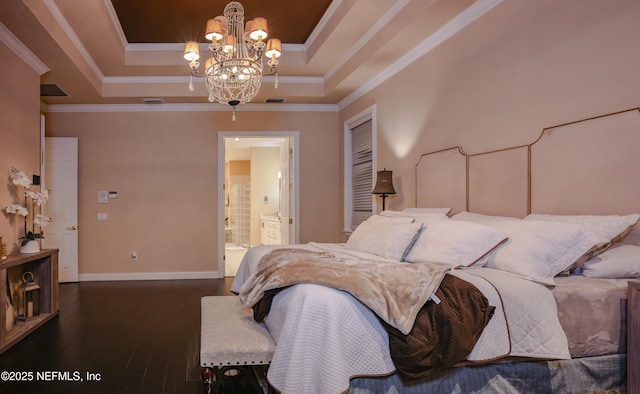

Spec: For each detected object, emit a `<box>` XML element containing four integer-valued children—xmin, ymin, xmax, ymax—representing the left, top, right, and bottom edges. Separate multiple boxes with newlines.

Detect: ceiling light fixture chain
<box><xmin>183</xmin><ymin>1</ymin><xmax>282</xmax><ymax>121</ymax></box>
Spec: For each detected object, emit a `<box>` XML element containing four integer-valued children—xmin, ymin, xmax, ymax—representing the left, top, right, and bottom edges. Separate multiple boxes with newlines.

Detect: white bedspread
<box><xmin>230</xmin><ymin>243</ymin><xmax>570</xmax><ymax>394</ymax></box>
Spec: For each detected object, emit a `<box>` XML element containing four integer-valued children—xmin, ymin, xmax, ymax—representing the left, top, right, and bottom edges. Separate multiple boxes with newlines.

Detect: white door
<box><xmin>42</xmin><ymin>137</ymin><xmax>79</xmax><ymax>283</ymax></box>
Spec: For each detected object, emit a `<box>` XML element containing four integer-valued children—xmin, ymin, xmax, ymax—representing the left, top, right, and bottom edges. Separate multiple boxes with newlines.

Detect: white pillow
<box><xmin>405</xmin><ymin>220</ymin><xmax>508</xmax><ymax>268</ymax></box>
<box><xmin>366</xmin><ymin>214</ymin><xmax>415</xmax><ymax>224</ymax></box>
<box><xmin>485</xmin><ymin>220</ymin><xmax>605</xmax><ymax>285</ymax></box>
<box><xmin>347</xmin><ymin>221</ymin><xmax>423</xmax><ymax>261</ymax></box>
<box><xmin>410</xmin><ymin>214</ymin><xmax>451</xmax><ymax>225</ymax></box>
<box><xmin>524</xmin><ymin>213</ymin><xmax>640</xmax><ymax>244</ymax></box>
<box><xmin>379</xmin><ymin>210</ymin><xmax>449</xmax><ymax>224</ymax></box>
<box><xmin>451</xmin><ymin>211</ymin><xmax>521</xmax><ymax>223</ymax></box>
<box><xmin>402</xmin><ymin>207</ymin><xmax>452</xmax><ymax>215</ymax></box>
<box><xmin>581</xmin><ymin>244</ymin><xmax>640</xmax><ymax>278</ymax></box>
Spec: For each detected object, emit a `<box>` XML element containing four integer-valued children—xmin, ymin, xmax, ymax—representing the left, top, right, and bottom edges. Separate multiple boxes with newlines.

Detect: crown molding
<box><xmin>104</xmin><ymin>0</ymin><xmax>128</xmax><ymax>49</ymax></box>
<box><xmin>21</xmin><ymin>0</ymin><xmax>501</xmax><ymax>115</ymax></box>
<box><xmin>0</xmin><ymin>22</ymin><xmax>49</xmax><ymax>75</ymax></box>
<box><xmin>125</xmin><ymin>42</ymin><xmax>304</xmax><ymax>52</ymax></box>
<box><xmin>42</xmin><ymin>102</ymin><xmax>338</xmax><ymax>113</ymax></box>
<box><xmin>42</xmin><ymin>0</ymin><xmax>104</xmax><ymax>81</ymax></box>
<box><xmin>305</xmin><ymin>0</ymin><xmax>343</xmax><ymax>51</ymax></box>
<box><xmin>325</xmin><ymin>0</ymin><xmax>410</xmax><ymax>81</ymax></box>
<box><xmin>102</xmin><ymin>75</ymin><xmax>324</xmax><ymax>85</ymax></box>
<box><xmin>337</xmin><ymin>0</ymin><xmax>503</xmax><ymax>110</ymax></box>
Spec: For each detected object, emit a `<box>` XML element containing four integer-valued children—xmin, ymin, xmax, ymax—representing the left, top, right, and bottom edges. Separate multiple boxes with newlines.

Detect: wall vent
<box><xmin>265</xmin><ymin>98</ymin><xmax>286</xmax><ymax>103</ymax></box>
<box><xmin>143</xmin><ymin>97</ymin><xmax>164</xmax><ymax>104</ymax></box>
<box><xmin>40</xmin><ymin>84</ymin><xmax>67</xmax><ymax>97</ymax></box>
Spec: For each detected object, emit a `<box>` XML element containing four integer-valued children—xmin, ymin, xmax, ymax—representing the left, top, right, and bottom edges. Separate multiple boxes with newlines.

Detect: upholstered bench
<box><xmin>200</xmin><ymin>296</ymin><xmax>276</xmax><ymax>394</ymax></box>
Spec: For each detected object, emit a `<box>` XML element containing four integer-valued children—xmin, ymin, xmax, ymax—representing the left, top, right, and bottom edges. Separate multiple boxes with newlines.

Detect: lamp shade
<box><xmin>266</xmin><ymin>38</ymin><xmax>282</xmax><ymax>58</ymax></box>
<box><xmin>204</xmin><ymin>57</ymin><xmax>216</xmax><ymax>73</ymax></box>
<box><xmin>223</xmin><ymin>35</ymin><xmax>236</xmax><ymax>54</ymax></box>
<box><xmin>205</xmin><ymin>19</ymin><xmax>224</xmax><ymax>41</ymax></box>
<box><xmin>372</xmin><ymin>169</ymin><xmax>396</xmax><ymax>195</ymax></box>
<box><xmin>244</xmin><ymin>20</ymin><xmax>254</xmax><ymax>41</ymax></box>
<box><xmin>249</xmin><ymin>17</ymin><xmax>268</xmax><ymax>41</ymax></box>
<box><xmin>183</xmin><ymin>41</ymin><xmax>200</xmax><ymax>61</ymax></box>
<box><xmin>214</xmin><ymin>15</ymin><xmax>228</xmax><ymax>34</ymax></box>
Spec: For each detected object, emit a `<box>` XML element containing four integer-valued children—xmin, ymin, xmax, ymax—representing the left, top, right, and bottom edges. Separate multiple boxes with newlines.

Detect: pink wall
<box><xmin>45</xmin><ymin>110</ymin><xmax>340</xmax><ymax>275</ymax></box>
<box><xmin>340</xmin><ymin>0</ymin><xmax>640</xmax><ymax>213</ymax></box>
<box><xmin>0</xmin><ymin>42</ymin><xmax>43</xmax><ymax>253</ymax></box>
<box><xmin>5</xmin><ymin>0</ymin><xmax>640</xmax><ymax>277</ymax></box>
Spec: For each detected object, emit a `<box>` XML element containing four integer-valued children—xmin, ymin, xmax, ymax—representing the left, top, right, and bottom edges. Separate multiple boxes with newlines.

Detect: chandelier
<box><xmin>183</xmin><ymin>1</ymin><xmax>282</xmax><ymax>120</ymax></box>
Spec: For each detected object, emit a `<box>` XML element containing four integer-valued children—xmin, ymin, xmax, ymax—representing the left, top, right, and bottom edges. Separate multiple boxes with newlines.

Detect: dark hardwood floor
<box><xmin>0</xmin><ymin>278</ymin><xmax>260</xmax><ymax>394</ymax></box>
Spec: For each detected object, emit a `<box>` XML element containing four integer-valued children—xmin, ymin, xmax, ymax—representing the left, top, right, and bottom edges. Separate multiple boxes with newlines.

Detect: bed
<box><xmin>230</xmin><ymin>108</ymin><xmax>640</xmax><ymax>393</ymax></box>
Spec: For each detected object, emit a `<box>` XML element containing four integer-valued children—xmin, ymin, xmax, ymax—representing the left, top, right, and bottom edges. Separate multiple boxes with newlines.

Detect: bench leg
<box><xmin>202</xmin><ymin>367</ymin><xmax>214</xmax><ymax>394</ymax></box>
<box><xmin>202</xmin><ymin>367</ymin><xmax>227</xmax><ymax>394</ymax></box>
<box><xmin>253</xmin><ymin>365</ymin><xmax>276</xmax><ymax>394</ymax></box>
<box><xmin>203</xmin><ymin>365</ymin><xmax>275</xmax><ymax>394</ymax></box>
<box><xmin>203</xmin><ymin>366</ymin><xmax>244</xmax><ymax>394</ymax></box>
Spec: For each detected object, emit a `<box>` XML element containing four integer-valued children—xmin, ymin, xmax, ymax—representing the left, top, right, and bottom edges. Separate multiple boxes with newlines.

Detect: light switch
<box><xmin>97</xmin><ymin>213</ymin><xmax>108</xmax><ymax>221</ymax></box>
<box><xmin>98</xmin><ymin>191</ymin><xmax>108</xmax><ymax>203</ymax></box>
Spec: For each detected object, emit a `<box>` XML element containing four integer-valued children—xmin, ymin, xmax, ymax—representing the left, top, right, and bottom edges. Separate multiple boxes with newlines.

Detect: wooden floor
<box><xmin>0</xmin><ymin>278</ymin><xmax>260</xmax><ymax>394</ymax></box>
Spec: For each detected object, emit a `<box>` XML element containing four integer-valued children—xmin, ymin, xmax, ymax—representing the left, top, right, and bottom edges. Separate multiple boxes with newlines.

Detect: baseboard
<box><xmin>78</xmin><ymin>270</ymin><xmax>222</xmax><ymax>281</ymax></box>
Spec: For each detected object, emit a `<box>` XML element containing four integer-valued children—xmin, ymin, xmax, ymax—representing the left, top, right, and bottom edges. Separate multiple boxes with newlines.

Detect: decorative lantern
<box><xmin>0</xmin><ymin>236</ymin><xmax>7</xmax><ymax>260</ymax></box>
<box><xmin>17</xmin><ymin>271</ymin><xmax>40</xmax><ymax>321</ymax></box>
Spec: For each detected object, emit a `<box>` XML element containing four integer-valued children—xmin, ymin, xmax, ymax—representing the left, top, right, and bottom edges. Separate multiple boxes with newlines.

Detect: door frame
<box><xmin>217</xmin><ymin>131</ymin><xmax>300</xmax><ymax>276</ymax></box>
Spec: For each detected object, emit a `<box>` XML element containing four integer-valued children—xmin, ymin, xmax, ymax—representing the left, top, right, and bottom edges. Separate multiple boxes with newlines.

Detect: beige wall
<box><xmin>250</xmin><ymin>147</ymin><xmax>280</xmax><ymax>245</ymax></box>
<box><xmin>0</xmin><ymin>42</ymin><xmax>42</xmax><ymax>254</ymax></box>
<box><xmin>45</xmin><ymin>110</ymin><xmax>340</xmax><ymax>276</ymax></box>
<box><xmin>340</xmin><ymin>0</ymin><xmax>640</xmax><ymax>215</ymax></box>
<box><xmin>6</xmin><ymin>0</ymin><xmax>640</xmax><ymax>278</ymax></box>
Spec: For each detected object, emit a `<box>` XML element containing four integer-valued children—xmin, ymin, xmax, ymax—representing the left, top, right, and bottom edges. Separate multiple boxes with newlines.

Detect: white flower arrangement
<box><xmin>3</xmin><ymin>168</ymin><xmax>52</xmax><ymax>246</ymax></box>
<box><xmin>4</xmin><ymin>204</ymin><xmax>28</xmax><ymax>216</ymax></box>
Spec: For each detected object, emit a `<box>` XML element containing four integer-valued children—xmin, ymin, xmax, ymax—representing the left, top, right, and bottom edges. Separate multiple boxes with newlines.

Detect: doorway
<box><xmin>218</xmin><ymin>132</ymin><xmax>299</xmax><ymax>277</ymax></box>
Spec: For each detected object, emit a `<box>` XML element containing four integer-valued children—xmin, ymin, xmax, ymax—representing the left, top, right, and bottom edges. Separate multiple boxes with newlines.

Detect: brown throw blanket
<box><xmin>383</xmin><ymin>274</ymin><xmax>495</xmax><ymax>382</ymax></box>
<box><xmin>239</xmin><ymin>248</ymin><xmax>494</xmax><ymax>381</ymax></box>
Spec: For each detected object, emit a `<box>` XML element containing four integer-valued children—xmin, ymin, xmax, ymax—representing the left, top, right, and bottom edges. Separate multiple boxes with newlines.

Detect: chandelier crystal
<box><xmin>183</xmin><ymin>1</ymin><xmax>282</xmax><ymax>121</ymax></box>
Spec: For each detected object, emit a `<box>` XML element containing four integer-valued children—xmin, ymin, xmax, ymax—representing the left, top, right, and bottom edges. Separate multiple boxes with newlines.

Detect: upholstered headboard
<box><xmin>416</xmin><ymin>147</ymin><xmax>467</xmax><ymax>214</ymax></box>
<box><xmin>416</xmin><ymin>108</ymin><xmax>640</xmax><ymax>220</ymax></box>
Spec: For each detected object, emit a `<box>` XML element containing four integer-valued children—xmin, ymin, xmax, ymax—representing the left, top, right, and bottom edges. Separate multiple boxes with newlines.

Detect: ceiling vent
<box><xmin>40</xmin><ymin>84</ymin><xmax>67</xmax><ymax>97</ymax></box>
<box><xmin>143</xmin><ymin>98</ymin><xmax>164</xmax><ymax>104</ymax></box>
<box><xmin>265</xmin><ymin>98</ymin><xmax>286</xmax><ymax>103</ymax></box>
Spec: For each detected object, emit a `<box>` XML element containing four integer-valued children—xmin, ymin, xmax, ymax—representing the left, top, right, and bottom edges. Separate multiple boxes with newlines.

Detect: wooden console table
<box><xmin>0</xmin><ymin>249</ymin><xmax>59</xmax><ymax>354</ymax></box>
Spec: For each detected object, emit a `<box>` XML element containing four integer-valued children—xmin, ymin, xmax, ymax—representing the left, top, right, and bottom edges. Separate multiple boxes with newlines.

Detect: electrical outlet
<box><xmin>132</xmin><ymin>251</ymin><xmax>138</xmax><ymax>261</ymax></box>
